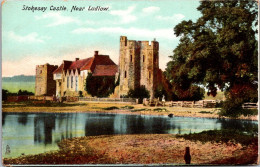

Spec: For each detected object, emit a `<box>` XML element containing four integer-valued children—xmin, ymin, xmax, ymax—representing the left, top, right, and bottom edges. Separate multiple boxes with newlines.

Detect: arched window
<box><xmin>143</xmin><ymin>55</ymin><xmax>145</xmax><ymax>62</ymax></box>
<box><xmin>124</xmin><ymin>71</ymin><xmax>127</xmax><ymax>78</ymax></box>
<box><xmin>130</xmin><ymin>55</ymin><xmax>132</xmax><ymax>62</ymax></box>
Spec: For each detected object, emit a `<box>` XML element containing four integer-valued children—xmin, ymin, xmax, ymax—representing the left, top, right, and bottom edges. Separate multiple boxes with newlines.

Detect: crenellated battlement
<box><xmin>118</xmin><ymin>36</ymin><xmax>160</xmax><ymax>98</ymax></box>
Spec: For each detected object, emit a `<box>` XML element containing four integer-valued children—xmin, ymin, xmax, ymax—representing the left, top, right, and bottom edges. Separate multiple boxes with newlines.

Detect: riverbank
<box><xmin>2</xmin><ymin>102</ymin><xmax>257</xmax><ymax>121</ymax></box>
<box><xmin>3</xmin><ymin>134</ymin><xmax>258</xmax><ymax>165</ymax></box>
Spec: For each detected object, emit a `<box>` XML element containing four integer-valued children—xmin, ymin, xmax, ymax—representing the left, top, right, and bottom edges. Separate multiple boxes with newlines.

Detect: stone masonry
<box><xmin>118</xmin><ymin>36</ymin><xmax>159</xmax><ymax>98</ymax></box>
<box><xmin>35</xmin><ymin>63</ymin><xmax>58</xmax><ymax>96</ymax></box>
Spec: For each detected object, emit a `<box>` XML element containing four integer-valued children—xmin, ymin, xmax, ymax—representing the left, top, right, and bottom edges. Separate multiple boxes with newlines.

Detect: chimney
<box><xmin>94</xmin><ymin>51</ymin><xmax>99</xmax><ymax>57</ymax></box>
<box><xmin>75</xmin><ymin>58</ymin><xmax>79</xmax><ymax>61</ymax></box>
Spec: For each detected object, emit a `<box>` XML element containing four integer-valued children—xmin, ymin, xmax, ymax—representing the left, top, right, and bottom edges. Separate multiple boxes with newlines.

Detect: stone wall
<box><xmin>35</xmin><ymin>64</ymin><xmax>57</xmax><ymax>96</ymax></box>
<box><xmin>118</xmin><ymin>36</ymin><xmax>160</xmax><ymax>98</ymax></box>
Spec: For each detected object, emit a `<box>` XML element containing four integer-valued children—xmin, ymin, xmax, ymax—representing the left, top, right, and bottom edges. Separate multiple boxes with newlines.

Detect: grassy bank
<box><xmin>4</xmin><ymin>132</ymin><xmax>258</xmax><ymax>165</ymax></box>
<box><xmin>2</xmin><ymin>102</ymin><xmax>257</xmax><ymax>121</ymax></box>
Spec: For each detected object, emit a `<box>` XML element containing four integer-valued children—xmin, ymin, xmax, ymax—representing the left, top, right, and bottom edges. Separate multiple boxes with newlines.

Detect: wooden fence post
<box><xmin>184</xmin><ymin>147</ymin><xmax>191</xmax><ymax>164</ymax></box>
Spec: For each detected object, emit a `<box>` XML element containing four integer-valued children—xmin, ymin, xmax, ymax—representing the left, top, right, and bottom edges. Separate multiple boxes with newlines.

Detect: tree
<box><xmin>166</xmin><ymin>1</ymin><xmax>258</xmax><ymax>116</ymax></box>
<box><xmin>85</xmin><ymin>73</ymin><xmax>116</xmax><ymax>97</ymax></box>
<box><xmin>172</xmin><ymin>85</ymin><xmax>205</xmax><ymax>101</ymax></box>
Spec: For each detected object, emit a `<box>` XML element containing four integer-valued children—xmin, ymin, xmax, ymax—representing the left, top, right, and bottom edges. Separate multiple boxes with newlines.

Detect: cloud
<box><xmin>7</xmin><ymin>31</ymin><xmax>50</xmax><ymax>43</ymax></box>
<box><xmin>72</xmin><ymin>27</ymin><xmax>176</xmax><ymax>40</ymax></box>
<box><xmin>35</xmin><ymin>12</ymin><xmax>81</xmax><ymax>27</ymax></box>
<box><xmin>142</xmin><ymin>6</ymin><xmax>160</xmax><ymax>14</ymax></box>
<box><xmin>109</xmin><ymin>6</ymin><xmax>137</xmax><ymax>24</ymax></box>
<box><xmin>156</xmin><ymin>14</ymin><xmax>185</xmax><ymax>21</ymax></box>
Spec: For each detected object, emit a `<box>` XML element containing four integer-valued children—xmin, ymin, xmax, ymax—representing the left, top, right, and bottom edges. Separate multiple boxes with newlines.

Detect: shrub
<box><xmin>85</xmin><ymin>73</ymin><xmax>116</xmax><ymax>97</ymax></box>
<box><xmin>127</xmin><ymin>85</ymin><xmax>150</xmax><ymax>103</ymax></box>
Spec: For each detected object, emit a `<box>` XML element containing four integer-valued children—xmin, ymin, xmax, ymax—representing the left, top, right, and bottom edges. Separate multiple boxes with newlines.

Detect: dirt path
<box><xmin>3</xmin><ymin>134</ymin><xmax>258</xmax><ymax>165</ymax></box>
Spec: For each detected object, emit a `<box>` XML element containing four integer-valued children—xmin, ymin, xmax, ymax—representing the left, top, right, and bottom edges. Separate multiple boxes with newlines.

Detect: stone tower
<box><xmin>35</xmin><ymin>63</ymin><xmax>58</xmax><ymax>96</ymax></box>
<box><xmin>118</xmin><ymin>36</ymin><xmax>159</xmax><ymax>98</ymax></box>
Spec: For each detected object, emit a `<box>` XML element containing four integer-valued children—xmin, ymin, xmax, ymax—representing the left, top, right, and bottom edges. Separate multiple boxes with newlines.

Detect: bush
<box><xmin>219</xmin><ymin>100</ymin><xmax>258</xmax><ymax>118</ymax></box>
<box><xmin>127</xmin><ymin>85</ymin><xmax>150</xmax><ymax>102</ymax></box>
<box><xmin>85</xmin><ymin>73</ymin><xmax>116</xmax><ymax>97</ymax></box>
<box><xmin>17</xmin><ymin>89</ymin><xmax>34</xmax><ymax>96</ymax></box>
<box><xmin>79</xmin><ymin>91</ymin><xmax>83</xmax><ymax>97</ymax></box>
<box><xmin>102</xmin><ymin>106</ymin><xmax>119</xmax><ymax>110</ymax></box>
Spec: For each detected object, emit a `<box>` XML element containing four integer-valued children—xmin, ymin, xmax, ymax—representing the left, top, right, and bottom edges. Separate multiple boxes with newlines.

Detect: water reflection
<box><xmin>34</xmin><ymin>114</ymin><xmax>56</xmax><ymax>145</ymax></box>
<box><xmin>2</xmin><ymin>112</ymin><xmax>258</xmax><ymax>158</ymax></box>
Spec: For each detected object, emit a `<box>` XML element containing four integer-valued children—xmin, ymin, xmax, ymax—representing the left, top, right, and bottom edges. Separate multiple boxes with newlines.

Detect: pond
<box><xmin>2</xmin><ymin>112</ymin><xmax>258</xmax><ymax>158</ymax></box>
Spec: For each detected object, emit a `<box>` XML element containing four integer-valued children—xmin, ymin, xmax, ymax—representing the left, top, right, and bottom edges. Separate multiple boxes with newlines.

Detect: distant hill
<box><xmin>2</xmin><ymin>75</ymin><xmax>35</xmax><ymax>82</ymax></box>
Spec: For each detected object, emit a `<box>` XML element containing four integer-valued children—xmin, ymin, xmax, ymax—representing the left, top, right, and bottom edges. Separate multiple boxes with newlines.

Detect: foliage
<box><xmin>166</xmin><ymin>1</ymin><xmax>258</xmax><ymax>116</ymax></box>
<box><xmin>17</xmin><ymin>89</ymin><xmax>34</xmax><ymax>96</ymax></box>
<box><xmin>2</xmin><ymin>89</ymin><xmax>34</xmax><ymax>101</ymax></box>
<box><xmin>85</xmin><ymin>73</ymin><xmax>116</xmax><ymax>97</ymax></box>
<box><xmin>127</xmin><ymin>86</ymin><xmax>150</xmax><ymax>102</ymax></box>
<box><xmin>172</xmin><ymin>85</ymin><xmax>205</xmax><ymax>101</ymax></box>
<box><xmin>154</xmin><ymin>85</ymin><xmax>167</xmax><ymax>100</ymax></box>
<box><xmin>2</xmin><ymin>89</ymin><xmax>9</xmax><ymax>101</ymax></box>
<box><xmin>176</xmin><ymin>129</ymin><xmax>257</xmax><ymax>146</ymax></box>
<box><xmin>79</xmin><ymin>91</ymin><xmax>83</xmax><ymax>97</ymax></box>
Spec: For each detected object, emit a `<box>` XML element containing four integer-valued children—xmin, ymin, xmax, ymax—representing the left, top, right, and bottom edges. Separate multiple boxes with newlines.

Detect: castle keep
<box><xmin>118</xmin><ymin>36</ymin><xmax>160</xmax><ymax>98</ymax></box>
<box><xmin>35</xmin><ymin>63</ymin><xmax>58</xmax><ymax>96</ymax></box>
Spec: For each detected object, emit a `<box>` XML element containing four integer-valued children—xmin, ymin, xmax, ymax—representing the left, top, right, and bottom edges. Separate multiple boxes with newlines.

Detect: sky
<box><xmin>2</xmin><ymin>0</ymin><xmax>201</xmax><ymax>77</ymax></box>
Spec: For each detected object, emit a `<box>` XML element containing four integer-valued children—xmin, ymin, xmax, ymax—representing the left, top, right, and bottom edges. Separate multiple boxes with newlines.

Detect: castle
<box><xmin>118</xmin><ymin>36</ymin><xmax>160</xmax><ymax>98</ymax></box>
<box><xmin>35</xmin><ymin>51</ymin><xmax>117</xmax><ymax>97</ymax></box>
<box><xmin>35</xmin><ymin>36</ymin><xmax>162</xmax><ymax>98</ymax></box>
<box><xmin>52</xmin><ymin>51</ymin><xmax>117</xmax><ymax>97</ymax></box>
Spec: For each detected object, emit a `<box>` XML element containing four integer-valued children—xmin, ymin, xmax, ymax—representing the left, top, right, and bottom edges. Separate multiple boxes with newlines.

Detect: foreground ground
<box><xmin>3</xmin><ymin>134</ymin><xmax>258</xmax><ymax>165</ymax></box>
<box><xmin>2</xmin><ymin>102</ymin><xmax>257</xmax><ymax>121</ymax></box>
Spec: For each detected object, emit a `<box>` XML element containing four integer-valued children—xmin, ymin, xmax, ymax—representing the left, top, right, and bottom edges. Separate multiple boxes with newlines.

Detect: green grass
<box><xmin>176</xmin><ymin>129</ymin><xmax>257</xmax><ymax>146</ymax></box>
<box><xmin>131</xmin><ymin>108</ymin><xmax>148</xmax><ymax>112</ymax></box>
<box><xmin>102</xmin><ymin>106</ymin><xmax>119</xmax><ymax>110</ymax></box>
<box><xmin>121</xmin><ymin>106</ymin><xmax>134</xmax><ymax>109</ymax></box>
<box><xmin>2</xmin><ymin>81</ymin><xmax>35</xmax><ymax>93</ymax></box>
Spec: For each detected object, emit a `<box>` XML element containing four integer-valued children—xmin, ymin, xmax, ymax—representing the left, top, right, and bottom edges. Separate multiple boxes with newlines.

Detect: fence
<box><xmin>79</xmin><ymin>97</ymin><xmax>136</xmax><ymax>103</ymax></box>
<box><xmin>168</xmin><ymin>100</ymin><xmax>217</xmax><ymax>108</ymax></box>
<box><xmin>242</xmin><ymin>102</ymin><xmax>258</xmax><ymax>109</ymax></box>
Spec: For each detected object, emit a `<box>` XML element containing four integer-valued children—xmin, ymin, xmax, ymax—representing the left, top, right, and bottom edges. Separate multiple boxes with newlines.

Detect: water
<box><xmin>2</xmin><ymin>112</ymin><xmax>258</xmax><ymax>158</ymax></box>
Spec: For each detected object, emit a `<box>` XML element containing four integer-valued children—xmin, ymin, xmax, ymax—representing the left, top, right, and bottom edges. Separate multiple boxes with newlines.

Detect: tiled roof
<box><xmin>53</xmin><ymin>64</ymin><xmax>64</xmax><ymax>74</ymax></box>
<box><xmin>80</xmin><ymin>58</ymin><xmax>94</xmax><ymax>71</ymax></box>
<box><xmin>93</xmin><ymin>65</ymin><xmax>118</xmax><ymax>76</ymax></box>
<box><xmin>53</xmin><ymin>52</ymin><xmax>117</xmax><ymax>75</ymax></box>
<box><xmin>69</xmin><ymin>58</ymin><xmax>93</xmax><ymax>70</ymax></box>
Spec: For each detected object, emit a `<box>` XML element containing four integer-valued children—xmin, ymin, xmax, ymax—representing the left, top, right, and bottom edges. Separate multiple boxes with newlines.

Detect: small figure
<box><xmin>162</xmin><ymin>95</ymin><xmax>165</xmax><ymax>102</ymax></box>
<box><xmin>6</xmin><ymin>145</ymin><xmax>11</xmax><ymax>154</ymax></box>
<box><xmin>184</xmin><ymin>147</ymin><xmax>191</xmax><ymax>164</ymax></box>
